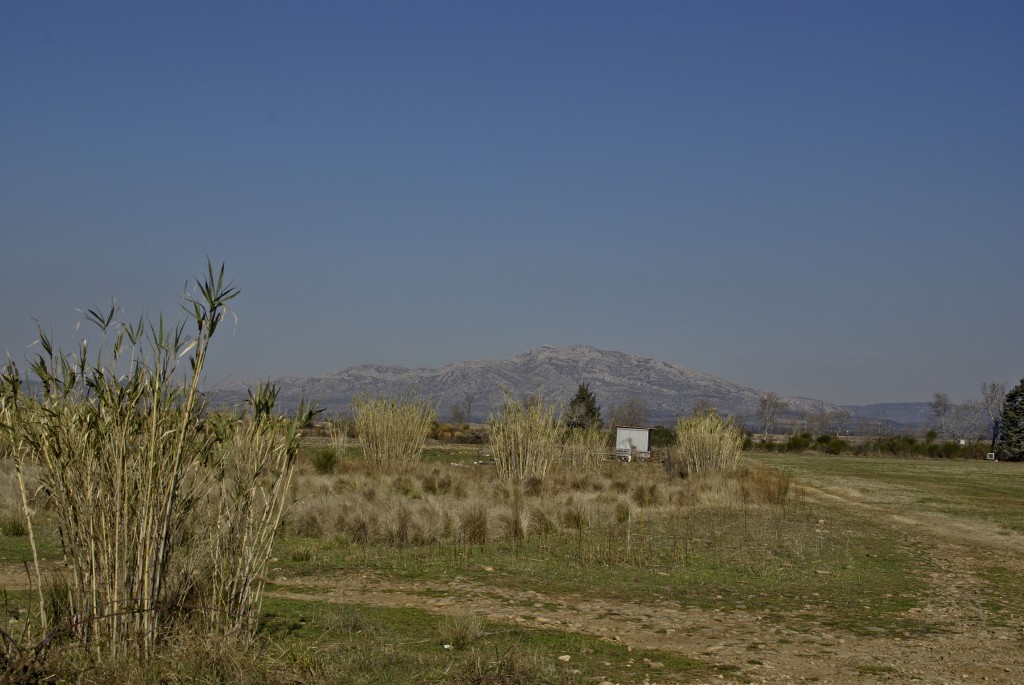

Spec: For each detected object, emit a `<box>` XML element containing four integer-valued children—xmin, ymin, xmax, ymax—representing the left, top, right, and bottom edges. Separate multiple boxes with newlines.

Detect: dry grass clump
<box><xmin>559</xmin><ymin>496</ymin><xmax>592</xmax><ymax>532</ymax></box>
<box><xmin>735</xmin><ymin>466</ymin><xmax>792</xmax><ymax>506</ymax></box>
<box><xmin>495</xmin><ymin>493</ymin><xmax>531</xmax><ymax>545</ymax></box>
<box><xmin>685</xmin><ymin>467</ymin><xmax>793</xmax><ymax>510</ymax></box>
<box><xmin>458</xmin><ymin>501</ymin><xmax>490</xmax><ymax>545</ymax></box>
<box><xmin>451</xmin><ymin>647</ymin><xmax>577</xmax><ymax>685</ymax></box>
<box><xmin>353</xmin><ymin>394</ymin><xmax>435</xmax><ymax>472</ymax></box>
<box><xmin>489</xmin><ymin>392</ymin><xmax>563</xmax><ymax>484</ymax></box>
<box><xmin>673</xmin><ymin>410</ymin><xmax>744</xmax><ymax>477</ymax></box>
<box><xmin>438</xmin><ymin>611</ymin><xmax>485</xmax><ymax>650</ymax></box>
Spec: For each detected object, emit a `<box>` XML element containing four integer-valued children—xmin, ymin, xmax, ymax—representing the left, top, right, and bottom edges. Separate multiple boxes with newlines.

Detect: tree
<box><xmin>833</xmin><ymin>408</ymin><xmax>854</xmax><ymax>437</ymax></box>
<box><xmin>608</xmin><ymin>397</ymin><xmax>651</xmax><ymax>427</ymax></box>
<box><xmin>930</xmin><ymin>392</ymin><xmax>952</xmax><ymax>438</ymax></box>
<box><xmin>981</xmin><ymin>381</ymin><xmax>1007</xmax><ymax>446</ymax></box>
<box><xmin>996</xmin><ymin>379</ymin><xmax>1024</xmax><ymax>461</ymax></box>
<box><xmin>757</xmin><ymin>392</ymin><xmax>788</xmax><ymax>440</ymax></box>
<box><xmin>463</xmin><ymin>392</ymin><xmax>476</xmax><ymax>423</ymax></box>
<box><xmin>449</xmin><ymin>403</ymin><xmax>467</xmax><ymax>424</ymax></box>
<box><xmin>565</xmin><ymin>382</ymin><xmax>602</xmax><ymax>431</ymax></box>
<box><xmin>949</xmin><ymin>400</ymin><xmax>985</xmax><ymax>442</ymax></box>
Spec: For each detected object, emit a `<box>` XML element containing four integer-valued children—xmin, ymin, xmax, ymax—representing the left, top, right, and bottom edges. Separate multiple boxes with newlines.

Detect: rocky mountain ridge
<box><xmin>210</xmin><ymin>344</ymin><xmax>843</xmax><ymax>424</ymax></box>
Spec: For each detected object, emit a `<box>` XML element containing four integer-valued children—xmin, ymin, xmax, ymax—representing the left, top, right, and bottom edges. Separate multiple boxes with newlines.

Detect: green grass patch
<box><xmin>270</xmin><ymin>495</ymin><xmax>935</xmax><ymax>638</ymax></box>
<box><xmin>746</xmin><ymin>453</ymin><xmax>1024</xmax><ymax>533</ymax></box>
<box><xmin>259</xmin><ymin>596</ymin><xmax>730</xmax><ymax>684</ymax></box>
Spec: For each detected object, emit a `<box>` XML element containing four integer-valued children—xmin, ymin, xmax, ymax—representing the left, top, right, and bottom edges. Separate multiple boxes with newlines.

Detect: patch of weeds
<box><xmin>439</xmin><ymin>611</ymin><xmax>486</xmax><ymax>649</ymax></box>
<box><xmin>0</xmin><ymin>513</ymin><xmax>27</xmax><ymax>537</ymax></box>
<box><xmin>310</xmin><ymin>446</ymin><xmax>339</xmax><ymax>474</ymax></box>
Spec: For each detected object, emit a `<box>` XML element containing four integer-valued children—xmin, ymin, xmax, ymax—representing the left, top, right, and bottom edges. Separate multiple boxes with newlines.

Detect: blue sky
<box><xmin>2</xmin><ymin>0</ymin><xmax>1022</xmax><ymax>405</ymax></box>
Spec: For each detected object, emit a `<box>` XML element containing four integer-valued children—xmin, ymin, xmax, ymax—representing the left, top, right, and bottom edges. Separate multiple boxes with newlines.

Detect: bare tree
<box><xmin>463</xmin><ymin>392</ymin><xmax>476</xmax><ymax>422</ymax></box>
<box><xmin>981</xmin><ymin>382</ymin><xmax>1007</xmax><ymax>445</ymax></box>
<box><xmin>449</xmin><ymin>403</ymin><xmax>467</xmax><ymax>424</ymax></box>
<box><xmin>930</xmin><ymin>392</ymin><xmax>953</xmax><ymax>438</ymax></box>
<box><xmin>608</xmin><ymin>397</ymin><xmax>651</xmax><ymax>427</ymax></box>
<box><xmin>949</xmin><ymin>400</ymin><xmax>986</xmax><ymax>442</ymax></box>
<box><xmin>758</xmin><ymin>392</ymin><xmax>788</xmax><ymax>440</ymax></box>
<box><xmin>809</xmin><ymin>409</ymin><xmax>832</xmax><ymax>437</ymax></box>
<box><xmin>833</xmin><ymin>408</ymin><xmax>854</xmax><ymax>437</ymax></box>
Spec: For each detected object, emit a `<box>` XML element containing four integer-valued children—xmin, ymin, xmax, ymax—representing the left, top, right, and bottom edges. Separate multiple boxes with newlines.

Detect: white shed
<box><xmin>614</xmin><ymin>426</ymin><xmax>651</xmax><ymax>461</ymax></box>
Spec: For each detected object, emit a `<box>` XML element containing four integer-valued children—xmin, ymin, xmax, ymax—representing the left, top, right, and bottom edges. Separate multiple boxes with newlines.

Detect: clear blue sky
<box><xmin>2</xmin><ymin>0</ymin><xmax>1022</xmax><ymax>405</ymax></box>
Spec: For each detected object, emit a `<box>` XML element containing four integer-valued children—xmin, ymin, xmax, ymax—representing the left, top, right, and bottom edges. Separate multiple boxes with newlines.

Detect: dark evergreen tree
<box><xmin>996</xmin><ymin>378</ymin><xmax>1024</xmax><ymax>461</ymax></box>
<box><xmin>566</xmin><ymin>382</ymin><xmax>602</xmax><ymax>431</ymax></box>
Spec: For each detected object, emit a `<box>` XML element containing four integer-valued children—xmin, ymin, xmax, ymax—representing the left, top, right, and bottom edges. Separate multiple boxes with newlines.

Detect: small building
<box><xmin>614</xmin><ymin>426</ymin><xmax>651</xmax><ymax>461</ymax></box>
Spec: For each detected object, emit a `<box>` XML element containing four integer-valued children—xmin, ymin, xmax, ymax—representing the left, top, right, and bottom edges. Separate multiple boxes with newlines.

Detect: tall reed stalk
<box><xmin>489</xmin><ymin>391</ymin><xmax>563</xmax><ymax>483</ymax></box>
<box><xmin>561</xmin><ymin>424</ymin><xmax>606</xmax><ymax>469</ymax></box>
<box><xmin>673</xmin><ymin>409</ymin><xmax>743</xmax><ymax>477</ymax></box>
<box><xmin>0</xmin><ymin>262</ymin><xmax>303</xmax><ymax>655</ymax></box>
<box><xmin>0</xmin><ymin>371</ymin><xmax>47</xmax><ymax>634</ymax></box>
<box><xmin>205</xmin><ymin>384</ymin><xmax>314</xmax><ymax>636</ymax></box>
<box><xmin>353</xmin><ymin>394</ymin><xmax>435</xmax><ymax>472</ymax></box>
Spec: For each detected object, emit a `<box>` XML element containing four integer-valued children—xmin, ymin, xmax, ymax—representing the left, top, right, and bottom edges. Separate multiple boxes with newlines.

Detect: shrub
<box><xmin>353</xmin><ymin>394</ymin><xmax>435</xmax><ymax>472</ymax></box>
<box><xmin>649</xmin><ymin>424</ymin><xmax>677</xmax><ymax>448</ymax></box>
<box><xmin>311</xmin><ymin>446</ymin><xmax>339</xmax><ymax>474</ymax></box>
<box><xmin>672</xmin><ymin>410</ymin><xmax>743</xmax><ymax>476</ymax></box>
<box><xmin>785</xmin><ymin>433</ymin><xmax>813</xmax><ymax>452</ymax></box>
<box><xmin>821</xmin><ymin>437</ymin><xmax>849</xmax><ymax>455</ymax></box>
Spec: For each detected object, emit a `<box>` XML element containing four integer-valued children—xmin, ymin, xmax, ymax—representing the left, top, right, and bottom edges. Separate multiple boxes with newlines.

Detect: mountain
<box><xmin>208</xmin><ymin>344</ymin><xmax>842</xmax><ymax>424</ymax></box>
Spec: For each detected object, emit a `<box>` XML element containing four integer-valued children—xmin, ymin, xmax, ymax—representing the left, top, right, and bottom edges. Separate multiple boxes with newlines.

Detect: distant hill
<box><xmin>208</xmin><ymin>344</ymin><xmax>842</xmax><ymax>424</ymax></box>
<box><xmin>841</xmin><ymin>402</ymin><xmax>933</xmax><ymax>427</ymax></box>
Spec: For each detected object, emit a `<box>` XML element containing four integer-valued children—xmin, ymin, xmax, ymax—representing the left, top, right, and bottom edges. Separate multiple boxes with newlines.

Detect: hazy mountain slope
<box><xmin>209</xmin><ymin>344</ymin><xmax>841</xmax><ymax>424</ymax></box>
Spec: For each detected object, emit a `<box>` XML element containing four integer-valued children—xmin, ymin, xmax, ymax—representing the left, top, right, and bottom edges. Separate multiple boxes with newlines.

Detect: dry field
<box><xmin>2</xmin><ymin>446</ymin><xmax>1023</xmax><ymax>683</ymax></box>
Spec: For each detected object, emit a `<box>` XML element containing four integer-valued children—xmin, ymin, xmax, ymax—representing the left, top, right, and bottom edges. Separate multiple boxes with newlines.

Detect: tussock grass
<box><xmin>438</xmin><ymin>611</ymin><xmax>485</xmax><ymax>649</ymax></box>
<box><xmin>280</xmin><ymin>454</ymin><xmax>801</xmax><ymax>555</ymax></box>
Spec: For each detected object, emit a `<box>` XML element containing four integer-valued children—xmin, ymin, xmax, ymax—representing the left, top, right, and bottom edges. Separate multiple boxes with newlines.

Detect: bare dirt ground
<box><xmin>268</xmin><ymin>484</ymin><xmax>1024</xmax><ymax>684</ymax></box>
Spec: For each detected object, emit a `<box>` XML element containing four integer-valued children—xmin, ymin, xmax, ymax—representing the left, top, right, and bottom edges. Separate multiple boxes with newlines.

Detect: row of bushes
<box><xmin>747</xmin><ymin>432</ymin><xmax>992</xmax><ymax>459</ymax></box>
<box><xmin>748</xmin><ymin>433</ymin><xmax>851</xmax><ymax>455</ymax></box>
